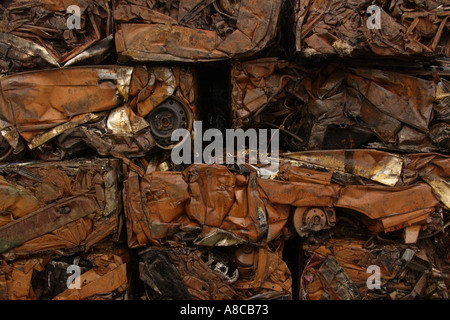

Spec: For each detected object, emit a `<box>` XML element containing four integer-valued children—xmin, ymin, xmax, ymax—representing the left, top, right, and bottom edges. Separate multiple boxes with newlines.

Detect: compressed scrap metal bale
<box><xmin>231</xmin><ymin>58</ymin><xmax>449</xmax><ymax>153</ymax></box>
<box><xmin>0</xmin><ymin>158</ymin><xmax>122</xmax><ymax>260</ymax></box>
<box><xmin>139</xmin><ymin>245</ymin><xmax>236</xmax><ymax>300</ymax></box>
<box><xmin>0</xmin><ymin>249</ymin><xmax>129</xmax><ymax>300</ymax></box>
<box><xmin>300</xmin><ymin>236</ymin><xmax>450</xmax><ymax>300</ymax></box>
<box><xmin>294</xmin><ymin>0</ymin><xmax>450</xmax><ymax>58</ymax></box>
<box><xmin>0</xmin><ymin>64</ymin><xmax>197</xmax><ymax>161</ymax></box>
<box><xmin>114</xmin><ymin>0</ymin><xmax>282</xmax><ymax>62</ymax></box>
<box><xmin>123</xmin><ymin>163</ymin><xmax>293</xmax><ymax>247</ymax></box>
<box><xmin>0</xmin><ymin>0</ymin><xmax>114</xmax><ymax>74</ymax></box>
<box><xmin>138</xmin><ymin>243</ymin><xmax>292</xmax><ymax>300</ymax></box>
<box><xmin>123</xmin><ymin>158</ymin><xmax>446</xmax><ymax>248</ymax></box>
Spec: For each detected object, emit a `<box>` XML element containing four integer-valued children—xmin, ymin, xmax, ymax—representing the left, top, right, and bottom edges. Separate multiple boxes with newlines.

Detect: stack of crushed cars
<box><xmin>0</xmin><ymin>0</ymin><xmax>449</xmax><ymax>300</ymax></box>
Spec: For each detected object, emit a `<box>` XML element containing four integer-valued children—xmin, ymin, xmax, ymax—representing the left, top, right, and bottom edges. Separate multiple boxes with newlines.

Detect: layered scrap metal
<box><xmin>0</xmin><ymin>0</ymin><xmax>114</xmax><ymax>74</ymax></box>
<box><xmin>300</xmin><ymin>235</ymin><xmax>450</xmax><ymax>300</ymax></box>
<box><xmin>231</xmin><ymin>58</ymin><xmax>449</xmax><ymax>153</ymax></box>
<box><xmin>0</xmin><ymin>0</ymin><xmax>449</xmax><ymax>301</ymax></box>
<box><xmin>123</xmin><ymin>151</ymin><xmax>448</xmax><ymax>243</ymax></box>
<box><xmin>0</xmin><ymin>159</ymin><xmax>122</xmax><ymax>259</ymax></box>
<box><xmin>295</xmin><ymin>0</ymin><xmax>450</xmax><ymax>58</ymax></box>
<box><xmin>0</xmin><ymin>64</ymin><xmax>196</xmax><ymax>161</ymax></box>
<box><xmin>114</xmin><ymin>0</ymin><xmax>282</xmax><ymax>62</ymax></box>
<box><xmin>0</xmin><ymin>249</ymin><xmax>129</xmax><ymax>300</ymax></box>
<box><xmin>139</xmin><ymin>244</ymin><xmax>291</xmax><ymax>300</ymax></box>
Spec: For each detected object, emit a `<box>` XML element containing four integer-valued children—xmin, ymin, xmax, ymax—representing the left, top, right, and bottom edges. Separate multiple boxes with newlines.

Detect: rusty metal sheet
<box><xmin>138</xmin><ymin>243</ymin><xmax>292</xmax><ymax>300</ymax></box>
<box><xmin>300</xmin><ymin>237</ymin><xmax>449</xmax><ymax>300</ymax></box>
<box><xmin>0</xmin><ymin>249</ymin><xmax>129</xmax><ymax>300</ymax></box>
<box><xmin>232</xmin><ymin>244</ymin><xmax>292</xmax><ymax>299</ymax></box>
<box><xmin>0</xmin><ymin>0</ymin><xmax>113</xmax><ymax>74</ymax></box>
<box><xmin>123</xmin><ymin>164</ymin><xmax>293</xmax><ymax>247</ymax></box>
<box><xmin>231</xmin><ymin>59</ymin><xmax>446</xmax><ymax>153</ymax></box>
<box><xmin>0</xmin><ymin>0</ymin><xmax>448</xmax><ymax>302</ymax></box>
<box><xmin>0</xmin><ymin>65</ymin><xmax>197</xmax><ymax>160</ymax></box>
<box><xmin>336</xmin><ymin>183</ymin><xmax>440</xmax><ymax>233</ymax></box>
<box><xmin>114</xmin><ymin>0</ymin><xmax>282</xmax><ymax>62</ymax></box>
<box><xmin>52</xmin><ymin>250</ymin><xmax>129</xmax><ymax>300</ymax></box>
<box><xmin>265</xmin><ymin>170</ymin><xmax>441</xmax><ymax>234</ymax></box>
<box><xmin>282</xmin><ymin>150</ymin><xmax>450</xmax><ymax>210</ymax></box>
<box><xmin>123</xmin><ymin>161</ymin><xmax>444</xmax><ymax>247</ymax></box>
<box><xmin>294</xmin><ymin>0</ymin><xmax>450</xmax><ymax>58</ymax></box>
<box><xmin>282</xmin><ymin>149</ymin><xmax>404</xmax><ymax>186</ymax></box>
<box><xmin>139</xmin><ymin>246</ymin><xmax>236</xmax><ymax>300</ymax></box>
<box><xmin>0</xmin><ymin>158</ymin><xmax>122</xmax><ymax>258</ymax></box>
<box><xmin>0</xmin><ymin>66</ymin><xmax>133</xmax><ymax>139</ymax></box>
<box><xmin>403</xmin><ymin>153</ymin><xmax>450</xmax><ymax>209</ymax></box>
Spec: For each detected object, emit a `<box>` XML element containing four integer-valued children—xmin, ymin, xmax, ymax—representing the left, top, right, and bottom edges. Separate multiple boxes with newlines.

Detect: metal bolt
<box><xmin>59</xmin><ymin>206</ymin><xmax>71</xmax><ymax>214</ymax></box>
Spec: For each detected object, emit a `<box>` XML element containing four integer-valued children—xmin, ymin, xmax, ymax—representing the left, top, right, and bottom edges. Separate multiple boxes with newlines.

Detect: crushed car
<box><xmin>231</xmin><ymin>58</ymin><xmax>449</xmax><ymax>153</ymax></box>
<box><xmin>300</xmin><ymin>235</ymin><xmax>450</xmax><ymax>300</ymax></box>
<box><xmin>0</xmin><ymin>249</ymin><xmax>129</xmax><ymax>300</ymax></box>
<box><xmin>0</xmin><ymin>64</ymin><xmax>197</xmax><ymax>162</ymax></box>
<box><xmin>114</xmin><ymin>0</ymin><xmax>283</xmax><ymax>62</ymax></box>
<box><xmin>0</xmin><ymin>0</ymin><xmax>114</xmax><ymax>74</ymax></box>
<box><xmin>0</xmin><ymin>158</ymin><xmax>122</xmax><ymax>260</ymax></box>
<box><xmin>294</xmin><ymin>0</ymin><xmax>450</xmax><ymax>58</ymax></box>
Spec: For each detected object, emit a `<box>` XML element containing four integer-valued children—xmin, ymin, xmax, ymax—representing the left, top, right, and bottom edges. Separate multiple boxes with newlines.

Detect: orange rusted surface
<box><xmin>295</xmin><ymin>0</ymin><xmax>450</xmax><ymax>58</ymax></box>
<box><xmin>139</xmin><ymin>246</ymin><xmax>236</xmax><ymax>300</ymax></box>
<box><xmin>0</xmin><ymin>250</ymin><xmax>128</xmax><ymax>300</ymax></box>
<box><xmin>0</xmin><ymin>159</ymin><xmax>121</xmax><ymax>258</ymax></box>
<box><xmin>114</xmin><ymin>0</ymin><xmax>282</xmax><ymax>62</ymax></box>
<box><xmin>123</xmin><ymin>164</ymin><xmax>292</xmax><ymax>247</ymax></box>
<box><xmin>139</xmin><ymin>243</ymin><xmax>292</xmax><ymax>300</ymax></box>
<box><xmin>0</xmin><ymin>65</ymin><xmax>196</xmax><ymax>160</ymax></box>
<box><xmin>53</xmin><ymin>251</ymin><xmax>129</xmax><ymax>300</ymax></box>
<box><xmin>232</xmin><ymin>59</ymin><xmax>445</xmax><ymax>153</ymax></box>
<box><xmin>0</xmin><ymin>67</ymin><xmax>131</xmax><ymax>140</ymax></box>
<box><xmin>301</xmin><ymin>237</ymin><xmax>450</xmax><ymax>300</ymax></box>
<box><xmin>123</xmin><ymin>161</ymin><xmax>444</xmax><ymax>247</ymax></box>
<box><xmin>0</xmin><ymin>0</ymin><xmax>448</xmax><ymax>302</ymax></box>
<box><xmin>0</xmin><ymin>0</ymin><xmax>113</xmax><ymax>73</ymax></box>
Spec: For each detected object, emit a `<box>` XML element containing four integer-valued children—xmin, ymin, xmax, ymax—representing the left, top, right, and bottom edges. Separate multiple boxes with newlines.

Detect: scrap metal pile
<box><xmin>0</xmin><ymin>0</ymin><xmax>449</xmax><ymax>300</ymax></box>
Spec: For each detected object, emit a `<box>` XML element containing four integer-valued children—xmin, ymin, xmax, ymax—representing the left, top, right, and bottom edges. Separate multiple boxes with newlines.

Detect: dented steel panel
<box><xmin>282</xmin><ymin>150</ymin><xmax>450</xmax><ymax>210</ymax></box>
<box><xmin>123</xmin><ymin>164</ymin><xmax>291</xmax><ymax>247</ymax></box>
<box><xmin>114</xmin><ymin>0</ymin><xmax>282</xmax><ymax>62</ymax></box>
<box><xmin>123</xmin><ymin>161</ymin><xmax>445</xmax><ymax>248</ymax></box>
<box><xmin>139</xmin><ymin>244</ymin><xmax>292</xmax><ymax>300</ymax></box>
<box><xmin>0</xmin><ymin>0</ymin><xmax>448</xmax><ymax>302</ymax></box>
<box><xmin>231</xmin><ymin>59</ymin><xmax>448</xmax><ymax>153</ymax></box>
<box><xmin>0</xmin><ymin>158</ymin><xmax>121</xmax><ymax>258</ymax></box>
<box><xmin>300</xmin><ymin>237</ymin><xmax>449</xmax><ymax>300</ymax></box>
<box><xmin>0</xmin><ymin>249</ymin><xmax>129</xmax><ymax>300</ymax></box>
<box><xmin>294</xmin><ymin>0</ymin><xmax>450</xmax><ymax>58</ymax></box>
<box><xmin>0</xmin><ymin>66</ymin><xmax>133</xmax><ymax>141</ymax></box>
<box><xmin>0</xmin><ymin>64</ymin><xmax>197</xmax><ymax>160</ymax></box>
<box><xmin>0</xmin><ymin>0</ymin><xmax>114</xmax><ymax>74</ymax></box>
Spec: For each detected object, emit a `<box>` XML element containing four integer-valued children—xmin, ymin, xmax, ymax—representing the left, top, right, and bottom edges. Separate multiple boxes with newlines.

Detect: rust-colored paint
<box><xmin>0</xmin><ymin>250</ymin><xmax>128</xmax><ymax>300</ymax></box>
<box><xmin>0</xmin><ymin>65</ymin><xmax>197</xmax><ymax>159</ymax></box>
